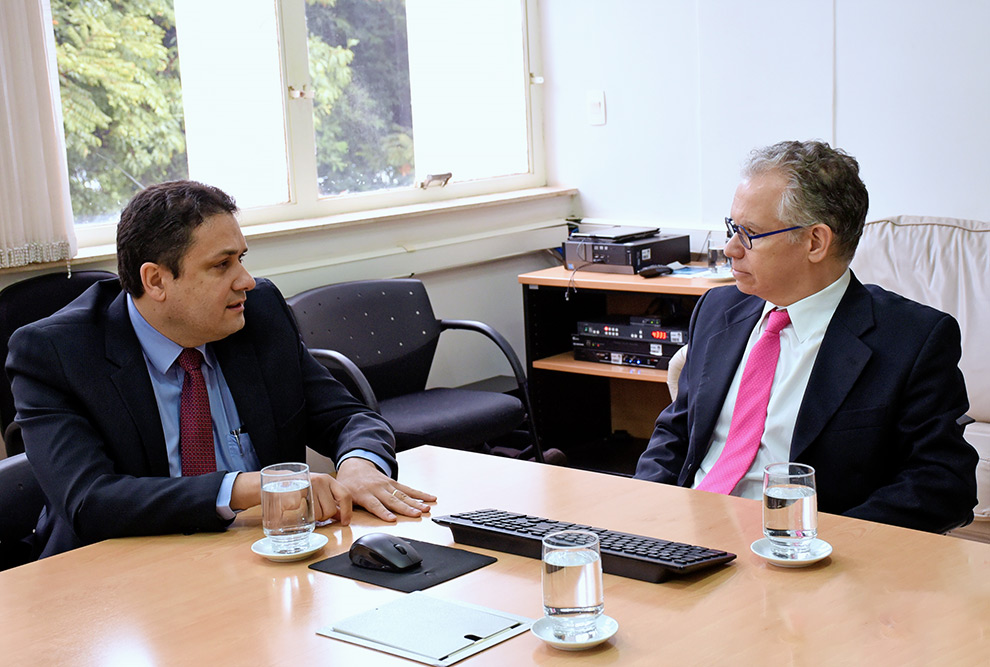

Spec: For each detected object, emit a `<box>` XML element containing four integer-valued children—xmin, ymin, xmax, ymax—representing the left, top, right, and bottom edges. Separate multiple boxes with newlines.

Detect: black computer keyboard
<box><xmin>433</xmin><ymin>509</ymin><xmax>736</xmax><ymax>583</ymax></box>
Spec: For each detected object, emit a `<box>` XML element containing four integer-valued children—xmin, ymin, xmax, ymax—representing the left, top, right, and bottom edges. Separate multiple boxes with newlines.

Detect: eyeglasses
<box><xmin>724</xmin><ymin>217</ymin><xmax>804</xmax><ymax>249</ymax></box>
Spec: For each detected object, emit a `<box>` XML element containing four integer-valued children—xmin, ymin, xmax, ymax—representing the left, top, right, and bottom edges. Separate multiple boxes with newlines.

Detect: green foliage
<box><xmin>305</xmin><ymin>0</ymin><xmax>414</xmax><ymax>194</ymax></box>
<box><xmin>53</xmin><ymin>0</ymin><xmax>186</xmax><ymax>221</ymax></box>
<box><xmin>308</xmin><ymin>34</ymin><xmax>357</xmax><ymax>175</ymax></box>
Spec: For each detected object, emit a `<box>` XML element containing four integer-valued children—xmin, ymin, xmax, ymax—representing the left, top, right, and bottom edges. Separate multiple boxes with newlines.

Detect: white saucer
<box><xmin>531</xmin><ymin>614</ymin><xmax>618</xmax><ymax>651</ymax></box>
<box><xmin>699</xmin><ymin>271</ymin><xmax>735</xmax><ymax>282</ymax></box>
<box><xmin>750</xmin><ymin>537</ymin><xmax>832</xmax><ymax>568</ymax></box>
<box><xmin>252</xmin><ymin>532</ymin><xmax>329</xmax><ymax>562</ymax></box>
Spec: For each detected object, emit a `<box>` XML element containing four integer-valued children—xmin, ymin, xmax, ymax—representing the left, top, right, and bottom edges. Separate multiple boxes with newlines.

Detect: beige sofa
<box><xmin>850</xmin><ymin>215</ymin><xmax>990</xmax><ymax>542</ymax></box>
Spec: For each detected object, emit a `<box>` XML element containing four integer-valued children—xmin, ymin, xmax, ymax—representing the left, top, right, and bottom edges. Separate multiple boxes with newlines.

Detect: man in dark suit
<box><xmin>7</xmin><ymin>180</ymin><xmax>435</xmax><ymax>557</ymax></box>
<box><xmin>635</xmin><ymin>141</ymin><xmax>977</xmax><ymax>533</ymax></box>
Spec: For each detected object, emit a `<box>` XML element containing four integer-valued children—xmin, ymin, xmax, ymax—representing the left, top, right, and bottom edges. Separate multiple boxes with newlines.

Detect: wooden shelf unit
<box><xmin>519</xmin><ymin>266</ymin><xmax>726</xmax><ymax>464</ymax></box>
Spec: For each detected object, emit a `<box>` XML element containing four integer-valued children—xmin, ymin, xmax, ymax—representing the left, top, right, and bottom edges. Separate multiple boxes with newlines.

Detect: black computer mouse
<box><xmin>348</xmin><ymin>533</ymin><xmax>423</xmax><ymax>572</ymax></box>
<box><xmin>638</xmin><ymin>263</ymin><xmax>673</xmax><ymax>278</ymax></box>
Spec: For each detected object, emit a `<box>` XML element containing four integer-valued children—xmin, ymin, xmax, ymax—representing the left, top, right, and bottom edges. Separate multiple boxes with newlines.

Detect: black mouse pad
<box><xmin>309</xmin><ymin>539</ymin><xmax>497</xmax><ymax>592</ymax></box>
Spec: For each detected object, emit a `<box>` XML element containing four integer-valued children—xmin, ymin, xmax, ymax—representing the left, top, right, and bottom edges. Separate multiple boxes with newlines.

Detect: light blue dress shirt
<box><xmin>126</xmin><ymin>295</ymin><xmax>391</xmax><ymax>519</ymax></box>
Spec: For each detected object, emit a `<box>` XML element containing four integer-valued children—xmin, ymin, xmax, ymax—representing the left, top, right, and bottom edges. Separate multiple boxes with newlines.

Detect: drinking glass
<box><xmin>708</xmin><ymin>246</ymin><xmax>732</xmax><ymax>276</ymax></box>
<box><xmin>261</xmin><ymin>462</ymin><xmax>315</xmax><ymax>554</ymax></box>
<box><xmin>542</xmin><ymin>530</ymin><xmax>604</xmax><ymax>640</ymax></box>
<box><xmin>763</xmin><ymin>463</ymin><xmax>818</xmax><ymax>558</ymax></box>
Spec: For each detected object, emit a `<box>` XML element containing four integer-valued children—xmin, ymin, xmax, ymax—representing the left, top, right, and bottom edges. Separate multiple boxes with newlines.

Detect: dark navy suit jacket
<box><xmin>634</xmin><ymin>272</ymin><xmax>977</xmax><ymax>533</ymax></box>
<box><xmin>7</xmin><ymin>278</ymin><xmax>397</xmax><ymax>557</ymax></box>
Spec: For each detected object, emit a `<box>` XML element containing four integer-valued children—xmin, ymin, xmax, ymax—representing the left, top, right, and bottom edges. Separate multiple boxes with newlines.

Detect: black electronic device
<box><xmin>433</xmin><ymin>509</ymin><xmax>736</xmax><ymax>583</ymax></box>
<box><xmin>571</xmin><ymin>333</ymin><xmax>674</xmax><ymax>358</ymax></box>
<box><xmin>570</xmin><ymin>225</ymin><xmax>660</xmax><ymax>243</ymax></box>
<box><xmin>573</xmin><ymin>347</ymin><xmax>671</xmax><ymax>369</ymax></box>
<box><xmin>630</xmin><ymin>315</ymin><xmax>666</xmax><ymax>326</ymax></box>
<box><xmin>576</xmin><ymin>318</ymin><xmax>688</xmax><ymax>346</ymax></box>
<box><xmin>563</xmin><ymin>233</ymin><xmax>691</xmax><ymax>274</ymax></box>
<box><xmin>349</xmin><ymin>533</ymin><xmax>423</xmax><ymax>572</ymax></box>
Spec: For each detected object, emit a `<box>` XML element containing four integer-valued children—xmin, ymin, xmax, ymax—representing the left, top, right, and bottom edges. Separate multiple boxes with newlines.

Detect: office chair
<box><xmin>0</xmin><ymin>270</ymin><xmax>118</xmax><ymax>456</ymax></box>
<box><xmin>666</xmin><ymin>345</ymin><xmax>688</xmax><ymax>401</ymax></box>
<box><xmin>287</xmin><ymin>279</ymin><xmax>548</xmax><ymax>462</ymax></box>
<box><xmin>0</xmin><ymin>453</ymin><xmax>45</xmax><ymax>570</ymax></box>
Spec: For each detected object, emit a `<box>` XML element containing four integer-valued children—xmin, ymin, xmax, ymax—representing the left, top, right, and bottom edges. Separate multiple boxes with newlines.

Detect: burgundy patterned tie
<box><xmin>178</xmin><ymin>348</ymin><xmax>216</xmax><ymax>476</ymax></box>
<box><xmin>698</xmin><ymin>309</ymin><xmax>791</xmax><ymax>494</ymax></box>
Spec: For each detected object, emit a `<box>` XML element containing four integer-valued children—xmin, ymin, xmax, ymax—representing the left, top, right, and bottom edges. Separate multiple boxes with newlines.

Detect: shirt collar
<box><xmin>761</xmin><ymin>269</ymin><xmax>851</xmax><ymax>343</ymax></box>
<box><xmin>126</xmin><ymin>294</ymin><xmax>212</xmax><ymax>374</ymax></box>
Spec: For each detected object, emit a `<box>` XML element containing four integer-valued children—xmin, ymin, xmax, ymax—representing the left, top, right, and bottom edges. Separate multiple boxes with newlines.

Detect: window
<box><xmin>51</xmin><ymin>0</ymin><xmax>543</xmax><ymax>246</ymax></box>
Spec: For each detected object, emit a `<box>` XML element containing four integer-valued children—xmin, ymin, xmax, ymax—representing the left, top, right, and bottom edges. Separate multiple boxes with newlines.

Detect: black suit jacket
<box><xmin>6</xmin><ymin>278</ymin><xmax>397</xmax><ymax>557</ymax></box>
<box><xmin>634</xmin><ymin>273</ymin><xmax>978</xmax><ymax>533</ymax></box>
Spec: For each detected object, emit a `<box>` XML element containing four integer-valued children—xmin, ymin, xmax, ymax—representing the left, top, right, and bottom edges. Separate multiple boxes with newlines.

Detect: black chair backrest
<box><xmin>0</xmin><ymin>270</ymin><xmax>118</xmax><ymax>434</ymax></box>
<box><xmin>288</xmin><ymin>279</ymin><xmax>441</xmax><ymax>400</ymax></box>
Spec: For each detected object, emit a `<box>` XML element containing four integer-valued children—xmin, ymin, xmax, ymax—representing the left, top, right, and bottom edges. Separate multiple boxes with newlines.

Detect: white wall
<box><xmin>836</xmin><ymin>1</ymin><xmax>990</xmax><ymax>219</ymax></box>
<box><xmin>541</xmin><ymin>0</ymin><xmax>990</xmax><ymax>242</ymax></box>
<box><xmin>541</xmin><ymin>1</ymin><xmax>704</xmax><ymax>227</ymax></box>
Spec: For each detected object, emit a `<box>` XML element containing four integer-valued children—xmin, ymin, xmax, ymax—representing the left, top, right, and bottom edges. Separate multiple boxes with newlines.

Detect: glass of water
<box><xmin>708</xmin><ymin>245</ymin><xmax>732</xmax><ymax>277</ymax></box>
<box><xmin>542</xmin><ymin>530</ymin><xmax>604</xmax><ymax>640</ymax></box>
<box><xmin>763</xmin><ymin>463</ymin><xmax>818</xmax><ymax>558</ymax></box>
<box><xmin>261</xmin><ymin>462</ymin><xmax>315</xmax><ymax>554</ymax></box>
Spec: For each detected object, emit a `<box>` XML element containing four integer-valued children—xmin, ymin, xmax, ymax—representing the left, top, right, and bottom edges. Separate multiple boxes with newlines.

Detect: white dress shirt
<box><xmin>692</xmin><ymin>270</ymin><xmax>851</xmax><ymax>498</ymax></box>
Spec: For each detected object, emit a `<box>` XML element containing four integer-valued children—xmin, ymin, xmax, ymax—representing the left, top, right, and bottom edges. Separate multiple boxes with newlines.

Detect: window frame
<box><xmin>72</xmin><ymin>0</ymin><xmax>545</xmax><ymax>249</ymax></box>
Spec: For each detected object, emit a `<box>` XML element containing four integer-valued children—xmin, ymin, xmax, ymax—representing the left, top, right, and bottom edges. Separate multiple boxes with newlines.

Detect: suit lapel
<box><xmin>213</xmin><ymin>334</ymin><xmax>280</xmax><ymax>467</ymax></box>
<box><xmin>105</xmin><ymin>293</ymin><xmax>170</xmax><ymax>475</ymax></box>
<box><xmin>691</xmin><ymin>296</ymin><xmax>764</xmax><ymax>465</ymax></box>
<box><xmin>790</xmin><ymin>276</ymin><xmax>875</xmax><ymax>459</ymax></box>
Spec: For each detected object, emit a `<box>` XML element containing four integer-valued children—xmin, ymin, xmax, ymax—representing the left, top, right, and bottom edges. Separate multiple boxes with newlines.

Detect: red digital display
<box><xmin>650</xmin><ymin>331</ymin><xmax>668</xmax><ymax>340</ymax></box>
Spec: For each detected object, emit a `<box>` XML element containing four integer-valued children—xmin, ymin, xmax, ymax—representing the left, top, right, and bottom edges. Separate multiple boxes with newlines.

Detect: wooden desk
<box><xmin>2</xmin><ymin>447</ymin><xmax>988</xmax><ymax>665</ymax></box>
<box><xmin>518</xmin><ymin>267</ymin><xmax>727</xmax><ymax>469</ymax></box>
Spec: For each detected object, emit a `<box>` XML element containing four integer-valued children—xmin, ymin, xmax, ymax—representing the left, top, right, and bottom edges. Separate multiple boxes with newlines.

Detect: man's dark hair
<box><xmin>743</xmin><ymin>140</ymin><xmax>869</xmax><ymax>262</ymax></box>
<box><xmin>116</xmin><ymin>180</ymin><xmax>238</xmax><ymax>296</ymax></box>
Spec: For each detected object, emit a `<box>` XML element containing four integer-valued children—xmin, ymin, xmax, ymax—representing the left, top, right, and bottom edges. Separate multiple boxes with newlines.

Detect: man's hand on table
<box><xmin>228</xmin><ymin>459</ymin><xmax>436</xmax><ymax>525</ymax></box>
<box><xmin>335</xmin><ymin>457</ymin><xmax>437</xmax><ymax>523</ymax></box>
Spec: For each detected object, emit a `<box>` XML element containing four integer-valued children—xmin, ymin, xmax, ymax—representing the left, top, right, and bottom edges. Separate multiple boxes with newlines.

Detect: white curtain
<box><xmin>0</xmin><ymin>0</ymin><xmax>77</xmax><ymax>269</ymax></box>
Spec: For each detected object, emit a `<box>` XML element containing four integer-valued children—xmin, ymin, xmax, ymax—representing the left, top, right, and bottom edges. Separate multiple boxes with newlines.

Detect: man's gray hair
<box><xmin>743</xmin><ymin>140</ymin><xmax>869</xmax><ymax>262</ymax></box>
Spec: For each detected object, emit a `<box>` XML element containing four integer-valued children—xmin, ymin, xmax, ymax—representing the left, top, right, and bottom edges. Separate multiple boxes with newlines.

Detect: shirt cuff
<box><xmin>339</xmin><ymin>449</ymin><xmax>393</xmax><ymax>478</ymax></box>
<box><xmin>216</xmin><ymin>471</ymin><xmax>240</xmax><ymax>520</ymax></box>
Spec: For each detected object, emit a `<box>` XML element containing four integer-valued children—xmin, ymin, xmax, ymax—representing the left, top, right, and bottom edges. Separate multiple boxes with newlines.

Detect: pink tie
<box><xmin>178</xmin><ymin>348</ymin><xmax>216</xmax><ymax>476</ymax></box>
<box><xmin>698</xmin><ymin>309</ymin><xmax>791</xmax><ymax>494</ymax></box>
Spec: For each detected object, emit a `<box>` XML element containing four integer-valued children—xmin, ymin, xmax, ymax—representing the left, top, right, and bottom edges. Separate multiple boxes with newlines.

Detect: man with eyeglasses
<box><xmin>635</xmin><ymin>140</ymin><xmax>977</xmax><ymax>533</ymax></box>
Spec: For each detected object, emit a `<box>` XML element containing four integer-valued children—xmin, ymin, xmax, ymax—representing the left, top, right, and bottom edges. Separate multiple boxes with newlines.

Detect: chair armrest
<box><xmin>440</xmin><ymin>319</ymin><xmax>545</xmax><ymax>463</ymax></box>
<box><xmin>308</xmin><ymin>348</ymin><xmax>381</xmax><ymax>413</ymax></box>
<box><xmin>439</xmin><ymin>319</ymin><xmax>527</xmax><ymax>386</ymax></box>
<box><xmin>958</xmin><ymin>414</ymin><xmax>977</xmax><ymax>427</ymax></box>
<box><xmin>0</xmin><ymin>452</ymin><xmax>46</xmax><ymax>544</ymax></box>
<box><xmin>666</xmin><ymin>345</ymin><xmax>688</xmax><ymax>402</ymax></box>
<box><xmin>3</xmin><ymin>422</ymin><xmax>24</xmax><ymax>457</ymax></box>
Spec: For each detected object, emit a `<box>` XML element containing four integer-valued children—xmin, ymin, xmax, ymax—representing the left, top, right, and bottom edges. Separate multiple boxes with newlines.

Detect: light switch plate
<box><xmin>587</xmin><ymin>89</ymin><xmax>606</xmax><ymax>125</ymax></box>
